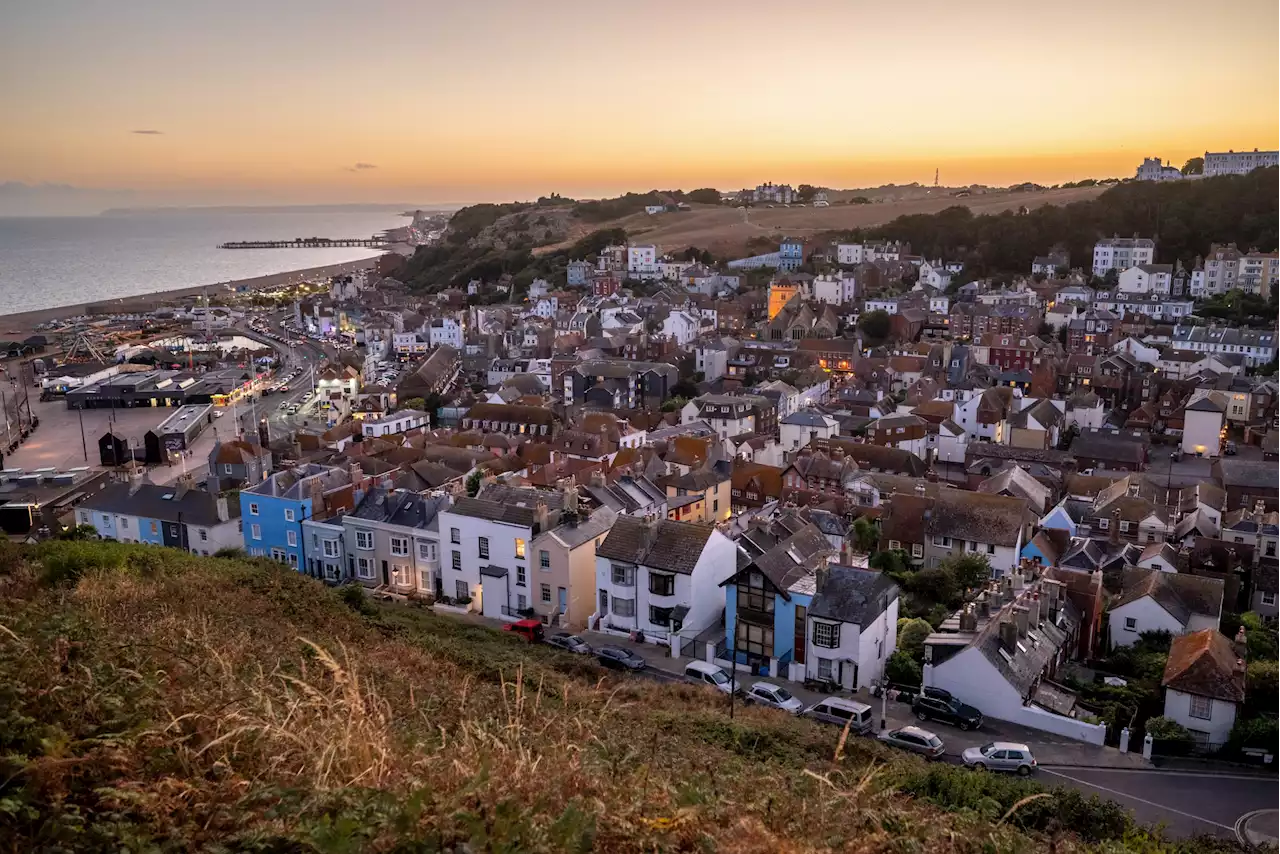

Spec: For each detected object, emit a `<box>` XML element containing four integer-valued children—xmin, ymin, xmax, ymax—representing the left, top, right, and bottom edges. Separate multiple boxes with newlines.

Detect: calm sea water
<box><xmin>0</xmin><ymin>211</ymin><xmax>406</xmax><ymax>316</ymax></box>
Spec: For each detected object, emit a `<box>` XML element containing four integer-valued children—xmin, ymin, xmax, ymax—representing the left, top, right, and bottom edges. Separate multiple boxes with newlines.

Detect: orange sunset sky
<box><xmin>1</xmin><ymin>0</ymin><xmax>1276</xmax><ymax>210</ymax></box>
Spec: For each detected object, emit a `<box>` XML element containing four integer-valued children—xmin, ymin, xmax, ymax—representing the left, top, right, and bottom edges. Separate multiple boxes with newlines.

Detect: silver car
<box><xmin>744</xmin><ymin>682</ymin><xmax>804</xmax><ymax>714</ymax></box>
<box><xmin>961</xmin><ymin>741</ymin><xmax>1037</xmax><ymax>775</ymax></box>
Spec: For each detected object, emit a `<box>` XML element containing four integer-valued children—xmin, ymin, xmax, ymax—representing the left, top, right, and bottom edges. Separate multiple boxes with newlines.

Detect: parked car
<box><xmin>545</xmin><ymin>632</ymin><xmax>592</xmax><ymax>654</ymax></box>
<box><xmin>962</xmin><ymin>742</ymin><xmax>1037</xmax><ymax>775</ymax></box>
<box><xmin>683</xmin><ymin>661</ymin><xmax>736</xmax><ymax>694</ymax></box>
<box><xmin>597</xmin><ymin>646</ymin><xmax>647</xmax><ymax>671</ymax></box>
<box><xmin>744</xmin><ymin>682</ymin><xmax>804</xmax><ymax>714</ymax></box>
<box><xmin>879</xmin><ymin>726</ymin><xmax>946</xmax><ymax>759</ymax></box>
<box><xmin>502</xmin><ymin>619</ymin><xmax>544</xmax><ymax>644</ymax></box>
<box><xmin>1225</xmin><ymin>441</ymin><xmax>1238</xmax><ymax>455</ymax></box>
<box><xmin>912</xmin><ymin>694</ymin><xmax>983</xmax><ymax>731</ymax></box>
<box><xmin>802</xmin><ymin>697</ymin><xmax>875</xmax><ymax>733</ymax></box>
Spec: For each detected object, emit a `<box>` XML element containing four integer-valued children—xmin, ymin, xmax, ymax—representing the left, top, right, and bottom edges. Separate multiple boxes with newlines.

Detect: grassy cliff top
<box><xmin>0</xmin><ymin>541</ymin><xmax>1241</xmax><ymax>853</ymax></box>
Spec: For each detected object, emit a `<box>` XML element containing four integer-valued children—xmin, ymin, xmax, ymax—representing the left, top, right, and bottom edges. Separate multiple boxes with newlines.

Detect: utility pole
<box><xmin>728</xmin><ymin>612</ymin><xmax>738</xmax><ymax>719</ymax></box>
<box><xmin>77</xmin><ymin>405</ymin><xmax>88</xmax><ymax>462</ymax></box>
<box><xmin>934</xmin><ymin>168</ymin><xmax>939</xmax><ymax>188</ymax></box>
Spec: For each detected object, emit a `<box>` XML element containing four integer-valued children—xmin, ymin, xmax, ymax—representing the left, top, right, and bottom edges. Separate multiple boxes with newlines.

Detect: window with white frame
<box><xmin>323</xmin><ymin>539</ymin><xmax>339</xmax><ymax>558</ymax></box>
<box><xmin>986</xmin><ymin>544</ymin><xmax>996</xmax><ymax>555</ymax></box>
<box><xmin>390</xmin><ymin>537</ymin><xmax>409</xmax><ymax>556</ymax></box>
<box><xmin>271</xmin><ymin>548</ymin><xmax>286</xmax><ymax>562</ymax></box>
<box><xmin>816</xmin><ymin>657</ymin><xmax>834</xmax><ymax>680</ymax></box>
<box><xmin>514</xmin><ymin>538</ymin><xmax>526</xmax><ymax>559</ymax></box>
<box><xmin>813</xmin><ymin>621</ymin><xmax>840</xmax><ymax>648</ymax></box>
<box><xmin>611</xmin><ymin>564</ymin><xmax>635</xmax><ymax>586</ymax></box>
<box><xmin>540</xmin><ymin>583</ymin><xmax>552</xmax><ymax>603</ymax></box>
<box><xmin>452</xmin><ymin>550</ymin><xmax>461</xmax><ymax>571</ymax></box>
<box><xmin>356</xmin><ymin>557</ymin><xmax>374</xmax><ymax>579</ymax></box>
<box><xmin>420</xmin><ymin>569</ymin><xmax>432</xmax><ymax>591</ymax></box>
<box><xmin>249</xmin><ymin>503</ymin><xmax>259</xmax><ymax>516</ymax></box>
<box><xmin>1188</xmin><ymin>694</ymin><xmax>1212</xmax><ymax>720</ymax></box>
<box><xmin>516</xmin><ymin>566</ymin><xmax>526</xmax><ymax>586</ymax></box>
<box><xmin>911</xmin><ymin>543</ymin><xmax>923</xmax><ymax>558</ymax></box>
<box><xmin>251</xmin><ymin>524</ymin><xmax>262</xmax><ymax>540</ymax></box>
<box><xmin>888</xmin><ymin>539</ymin><xmax>901</xmax><ymax>551</ymax></box>
<box><xmin>286</xmin><ymin>530</ymin><xmax>297</xmax><ymax>547</ymax></box>
<box><xmin>478</xmin><ymin>537</ymin><xmax>489</xmax><ymax>559</ymax></box>
<box><xmin>1262</xmin><ymin>591</ymin><xmax>1277</xmax><ymax>606</ymax></box>
<box><xmin>284</xmin><ymin>508</ymin><xmax>295</xmax><ymax>522</ymax></box>
<box><xmin>612</xmin><ymin>598</ymin><xmax>636</xmax><ymax>618</ymax></box>
<box><xmin>1124</xmin><ymin>617</ymin><xmax>1137</xmax><ymax>631</ymax></box>
<box><xmin>418</xmin><ymin>541</ymin><xmax>433</xmax><ymax>560</ymax></box>
<box><xmin>355</xmin><ymin>530</ymin><xmax>374</xmax><ymax>550</ymax></box>
<box><xmin>539</xmin><ymin>549</ymin><xmax>550</xmax><ymax>569</ymax></box>
<box><xmin>223</xmin><ymin>464</ymin><xmax>233</xmax><ymax>475</ymax></box>
<box><xmin>450</xmin><ymin>527</ymin><xmax>460</xmax><ymax>544</ymax></box>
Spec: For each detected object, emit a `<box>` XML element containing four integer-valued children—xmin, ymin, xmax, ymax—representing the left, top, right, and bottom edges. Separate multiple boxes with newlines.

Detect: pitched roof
<box><xmin>1114</xmin><ymin>568</ymin><xmax>1224</xmax><ymax>625</ymax></box>
<box><xmin>595</xmin><ymin>515</ymin><xmax>715</xmax><ymax>574</ymax></box>
<box><xmin>809</xmin><ymin>565</ymin><xmax>899</xmax><ymax>626</ymax></box>
<box><xmin>1162</xmin><ymin>630</ymin><xmax>1245</xmax><ymax>703</ymax></box>
<box><xmin>80</xmin><ymin>482</ymin><xmax>238</xmax><ymax>527</ymax></box>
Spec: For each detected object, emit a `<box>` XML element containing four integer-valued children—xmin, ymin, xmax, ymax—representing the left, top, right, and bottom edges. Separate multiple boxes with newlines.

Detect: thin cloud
<box><xmin>349</xmin><ymin>162</ymin><xmax>377</xmax><ymax>171</ymax></box>
<box><xmin>131</xmin><ymin>129</ymin><xmax>164</xmax><ymax>135</ymax></box>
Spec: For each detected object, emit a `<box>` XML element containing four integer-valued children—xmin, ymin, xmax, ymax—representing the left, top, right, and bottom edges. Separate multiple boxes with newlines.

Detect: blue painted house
<box><xmin>76</xmin><ymin>479</ymin><xmax>241</xmax><ymax>554</ymax></box>
<box><xmin>1020</xmin><ymin>528</ymin><xmax>1071</xmax><ymax>567</ymax></box>
<box><xmin>240</xmin><ymin>463</ymin><xmax>375</xmax><ymax>572</ymax></box>
<box><xmin>778</xmin><ymin>237</ymin><xmax>805</xmax><ymax>272</ymax></box>
<box><xmin>718</xmin><ymin>517</ymin><xmax>832</xmax><ymax>682</ymax></box>
<box><xmin>1037</xmin><ymin>497</ymin><xmax>1091</xmax><ymax>537</ymax></box>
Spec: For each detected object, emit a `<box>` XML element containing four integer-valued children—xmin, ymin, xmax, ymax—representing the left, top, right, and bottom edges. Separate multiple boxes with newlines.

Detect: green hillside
<box><xmin>0</xmin><ymin>541</ymin><xmax>1243</xmax><ymax>852</ymax></box>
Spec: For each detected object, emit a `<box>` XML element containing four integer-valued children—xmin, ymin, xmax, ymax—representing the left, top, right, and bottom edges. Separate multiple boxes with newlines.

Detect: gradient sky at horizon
<box><xmin>2</xmin><ymin>0</ymin><xmax>1277</xmax><ymax>208</ymax></box>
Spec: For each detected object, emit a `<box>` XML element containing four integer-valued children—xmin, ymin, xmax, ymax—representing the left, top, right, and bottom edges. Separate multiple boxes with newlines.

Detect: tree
<box><xmin>56</xmin><ymin>524</ymin><xmax>99</xmax><ymax>541</ymax></box>
<box><xmin>1144</xmin><ymin>715</ymin><xmax>1191</xmax><ymax>745</ymax></box>
<box><xmin>852</xmin><ymin>516</ymin><xmax>879</xmax><ymax>553</ymax></box>
<box><xmin>1244</xmin><ymin>660</ymin><xmax>1278</xmax><ymax>718</ymax></box>
<box><xmin>884</xmin><ymin>650</ymin><xmax>922</xmax><ymax>687</ymax></box>
<box><xmin>897</xmin><ymin>618</ymin><xmax>933</xmax><ymax>661</ymax></box>
<box><xmin>1036</xmin><ymin>321</ymin><xmax>1053</xmax><ymax>337</ymax></box>
<box><xmin>796</xmin><ymin>184</ymin><xmax>819</xmax><ymax>202</ymax></box>
<box><xmin>939</xmin><ymin>553</ymin><xmax>992</xmax><ymax>591</ymax></box>
<box><xmin>685</xmin><ymin>188</ymin><xmax>721</xmax><ymax>205</ymax></box>
<box><xmin>465</xmin><ymin>470</ymin><xmax>483</xmax><ymax>497</ymax></box>
<box><xmin>1181</xmin><ymin>156</ymin><xmax>1204</xmax><ymax>175</ymax></box>
<box><xmin>402</xmin><ymin>397</ymin><xmax>426</xmax><ymax>412</ymax></box>
<box><xmin>857</xmin><ymin>309</ymin><xmax>892</xmax><ymax>342</ymax></box>
<box><xmin>660</xmin><ymin>396</ymin><xmax>688</xmax><ymax>413</ymax></box>
<box><xmin>671</xmin><ymin>379</ymin><xmax>699</xmax><ymax>399</ymax></box>
<box><xmin>869</xmin><ymin>549</ymin><xmax>907</xmax><ymax>576</ymax></box>
<box><xmin>909</xmin><ymin>566</ymin><xmax>959</xmax><ymax>606</ymax></box>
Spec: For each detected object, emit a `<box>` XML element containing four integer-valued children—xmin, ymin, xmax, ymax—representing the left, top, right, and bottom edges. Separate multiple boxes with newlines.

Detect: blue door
<box><xmin>557</xmin><ymin>587</ymin><xmax>568</xmax><ymax>613</ymax></box>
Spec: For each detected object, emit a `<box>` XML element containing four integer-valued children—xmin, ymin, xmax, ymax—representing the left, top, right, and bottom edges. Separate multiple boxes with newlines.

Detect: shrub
<box><xmin>896</xmin><ymin>618</ymin><xmax>933</xmax><ymax>661</ymax></box>
<box><xmin>1143</xmin><ymin>716</ymin><xmax>1190</xmax><ymax>742</ymax></box>
<box><xmin>884</xmin><ymin>650</ymin><xmax>921</xmax><ymax>687</ymax></box>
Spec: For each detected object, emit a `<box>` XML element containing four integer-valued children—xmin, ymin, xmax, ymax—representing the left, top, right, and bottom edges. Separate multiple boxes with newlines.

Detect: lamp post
<box><xmin>77</xmin><ymin>405</ymin><xmax>88</xmax><ymax>462</ymax></box>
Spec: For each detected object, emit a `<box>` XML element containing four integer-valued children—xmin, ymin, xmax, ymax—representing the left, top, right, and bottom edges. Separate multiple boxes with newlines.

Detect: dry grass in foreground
<box><xmin>0</xmin><ymin>541</ymin><xmax>1246</xmax><ymax>853</ymax></box>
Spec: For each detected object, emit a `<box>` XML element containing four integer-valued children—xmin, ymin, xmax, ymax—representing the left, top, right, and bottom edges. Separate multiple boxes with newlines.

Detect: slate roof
<box><xmin>595</xmin><ymin>515</ymin><xmax>715</xmax><ymax>575</ymax></box>
<box><xmin>808</xmin><ymin>565</ymin><xmax>899</xmax><ymax>626</ymax></box>
<box><xmin>780</xmin><ymin>409</ymin><xmax>833</xmax><ymax>427</ymax></box>
<box><xmin>448</xmin><ymin>485</ymin><xmax>566</xmax><ymax>528</ymax></box>
<box><xmin>1069</xmin><ymin>431</ymin><xmax>1147</xmax><ymax>465</ymax></box>
<box><xmin>1114</xmin><ymin>568</ymin><xmax>1224</xmax><ymax>625</ymax></box>
<box><xmin>80</xmin><ymin>482</ymin><xmax>239</xmax><ymax>527</ymax></box>
<box><xmin>732</xmin><ymin>523</ymin><xmax>834</xmax><ymax>596</ymax></box>
<box><xmin>1162</xmin><ymin>630</ymin><xmax>1245</xmax><ymax>703</ymax></box>
<box><xmin>350</xmin><ymin>487</ymin><xmax>449</xmax><ymax>528</ymax></box>
<box><xmin>978</xmin><ymin>602</ymin><xmax>1074</xmax><ymax>698</ymax></box>
<box><xmin>1215</xmin><ymin>459</ymin><xmax>1279</xmax><ymax>491</ymax></box>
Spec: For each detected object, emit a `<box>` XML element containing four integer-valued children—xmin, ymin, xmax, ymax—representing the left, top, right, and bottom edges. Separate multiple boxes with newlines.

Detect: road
<box><xmin>228</xmin><ymin>313</ymin><xmax>328</xmax><ymax>441</ymax></box>
<box><xmin>1041</xmin><ymin>766</ymin><xmax>1278</xmax><ymax>841</ymax></box>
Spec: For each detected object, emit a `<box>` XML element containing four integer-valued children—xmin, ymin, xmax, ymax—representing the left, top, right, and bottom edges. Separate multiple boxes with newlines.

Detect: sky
<box><xmin>1</xmin><ymin>0</ymin><xmax>1277</xmax><ymax>213</ymax></box>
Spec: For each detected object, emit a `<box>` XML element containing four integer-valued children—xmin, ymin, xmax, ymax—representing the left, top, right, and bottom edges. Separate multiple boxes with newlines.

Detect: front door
<box><xmin>793</xmin><ymin>605</ymin><xmax>807</xmax><ymax>665</ymax></box>
<box><xmin>558</xmin><ymin>587</ymin><xmax>568</xmax><ymax>614</ymax></box>
<box><xmin>598</xmin><ymin>589</ymin><xmax>608</xmax><ymax>614</ymax></box>
<box><xmin>381</xmin><ymin>560</ymin><xmax>389</xmax><ymax>585</ymax></box>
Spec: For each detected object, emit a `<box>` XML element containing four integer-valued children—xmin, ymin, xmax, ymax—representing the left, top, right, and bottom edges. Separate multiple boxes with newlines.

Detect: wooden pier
<box><xmin>218</xmin><ymin>237</ymin><xmax>387</xmax><ymax>249</ymax></box>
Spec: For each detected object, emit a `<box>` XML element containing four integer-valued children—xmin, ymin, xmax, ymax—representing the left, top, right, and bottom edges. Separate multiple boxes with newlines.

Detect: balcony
<box><xmin>736</xmin><ymin>605</ymin><xmax>775</xmax><ymax>626</ymax></box>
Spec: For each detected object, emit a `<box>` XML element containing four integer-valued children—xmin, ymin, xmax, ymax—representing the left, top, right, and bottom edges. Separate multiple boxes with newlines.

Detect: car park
<box><xmin>744</xmin><ymin>682</ymin><xmax>804</xmax><ymax>714</ymax></box>
<box><xmin>683</xmin><ymin>661</ymin><xmax>736</xmax><ymax>694</ymax></box>
<box><xmin>802</xmin><ymin>696</ymin><xmax>875</xmax><ymax>732</ymax></box>
<box><xmin>597</xmin><ymin>646</ymin><xmax>647</xmax><ymax>671</ymax></box>
<box><xmin>962</xmin><ymin>742</ymin><xmax>1037</xmax><ymax>775</ymax></box>
<box><xmin>912</xmin><ymin>694</ymin><xmax>983</xmax><ymax>731</ymax></box>
<box><xmin>545</xmin><ymin>633</ymin><xmax>592</xmax><ymax>654</ymax></box>
<box><xmin>879</xmin><ymin>726</ymin><xmax>946</xmax><ymax>759</ymax></box>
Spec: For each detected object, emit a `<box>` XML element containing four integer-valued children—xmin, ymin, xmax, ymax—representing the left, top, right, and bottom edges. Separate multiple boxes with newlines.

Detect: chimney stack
<box><xmin>976</xmin><ymin>591</ymin><xmax>990</xmax><ymax>619</ymax></box>
<box><xmin>999</xmin><ymin>620</ymin><xmax>1018</xmax><ymax>653</ymax></box>
<box><xmin>1013</xmin><ymin>605</ymin><xmax>1029</xmax><ymax>638</ymax></box>
<box><xmin>533</xmin><ymin>500</ymin><xmax>550</xmax><ymax>533</ymax></box>
<box><xmin>1234</xmin><ymin>626</ymin><xmax>1248</xmax><ymax>661</ymax></box>
<box><xmin>959</xmin><ymin>605</ymin><xmax>978</xmax><ymax>632</ymax></box>
<box><xmin>1028</xmin><ymin>591</ymin><xmax>1041</xmax><ymax>626</ymax></box>
<box><xmin>1110</xmin><ymin>509</ymin><xmax>1121</xmax><ymax>546</ymax></box>
<box><xmin>815</xmin><ymin>553</ymin><xmax>832</xmax><ymax>594</ymax></box>
<box><xmin>216</xmin><ymin>495</ymin><xmax>229</xmax><ymax>523</ymax></box>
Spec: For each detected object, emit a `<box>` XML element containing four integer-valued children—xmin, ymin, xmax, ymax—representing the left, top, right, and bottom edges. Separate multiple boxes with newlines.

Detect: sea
<box><xmin>0</xmin><ymin>210</ymin><xmax>409</xmax><ymax>317</ymax></box>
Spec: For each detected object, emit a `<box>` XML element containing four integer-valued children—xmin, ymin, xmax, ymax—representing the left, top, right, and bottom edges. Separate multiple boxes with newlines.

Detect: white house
<box><xmin>837</xmin><ymin>243</ymin><xmax>865</xmax><ymax>265</ymax></box>
<box><xmin>427</xmin><ymin>317</ymin><xmax>464</xmax><ymax>349</ymax></box>
<box><xmin>1107</xmin><ymin>568</ymin><xmax>1223</xmax><ymax>648</ymax></box>
<box><xmin>932</xmin><ymin>418</ymin><xmax>968</xmax><ymax>464</ymax></box>
<box><xmin>681</xmin><ymin>394</ymin><xmax>759</xmax><ymax>440</ymax></box>
<box><xmin>1117</xmin><ymin>265</ymin><xmax>1173</xmax><ymax>295</ymax></box>
<box><xmin>923</xmin><ymin>570</ymin><xmax>1106</xmax><ymax>744</ymax></box>
<box><xmin>1181</xmin><ymin>392</ymin><xmax>1226</xmax><ymax>458</ymax></box>
<box><xmin>780</xmin><ymin>409</ymin><xmax>839</xmax><ymax>451</ymax></box>
<box><xmin>360</xmin><ymin>408</ymin><xmax>429</xmax><ymax>438</ymax></box>
<box><xmin>812</xmin><ymin>272</ymin><xmax>858</xmax><ymax>306</ymax></box>
<box><xmin>438</xmin><ymin>484</ymin><xmax>569</xmax><ymax>619</ymax></box>
<box><xmin>1160</xmin><ymin>629</ymin><xmax>1246</xmax><ymax>747</ymax></box>
<box><xmin>694</xmin><ymin>338</ymin><xmax>733</xmax><ymax>381</ymax></box>
<box><xmin>919</xmin><ymin>261</ymin><xmax>952</xmax><ymax>290</ymax></box>
<box><xmin>661</xmin><ymin>310</ymin><xmax>701</xmax><ymax>346</ymax></box>
<box><xmin>805</xmin><ymin>564</ymin><xmax>900</xmax><ymax>690</ymax></box>
<box><xmin>593</xmin><ymin>516</ymin><xmax>737</xmax><ymax>641</ymax></box>
<box><xmin>627</xmin><ymin>244</ymin><xmax>660</xmax><ymax>280</ymax></box>
<box><xmin>644</xmin><ymin>205</ymin><xmax>666</xmax><ymax>215</ymax></box>
<box><xmin>1092</xmin><ymin>236</ymin><xmax>1155</xmax><ymax>277</ymax></box>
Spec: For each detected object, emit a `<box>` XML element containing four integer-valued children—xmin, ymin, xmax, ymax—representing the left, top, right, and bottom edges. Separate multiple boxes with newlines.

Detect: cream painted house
<box><xmin>530</xmin><ymin>507</ymin><xmax>617</xmax><ymax>628</ymax></box>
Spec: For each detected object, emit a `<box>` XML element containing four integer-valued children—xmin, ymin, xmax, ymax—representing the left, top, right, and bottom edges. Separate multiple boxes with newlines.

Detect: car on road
<box><xmin>545</xmin><ymin>632</ymin><xmax>592</xmax><ymax>654</ymax></box>
<box><xmin>912</xmin><ymin>694</ymin><xmax>983</xmax><ymax>731</ymax></box>
<box><xmin>744</xmin><ymin>682</ymin><xmax>804</xmax><ymax>714</ymax></box>
<box><xmin>683</xmin><ymin>661</ymin><xmax>736</xmax><ymax>694</ymax></box>
<box><xmin>596</xmin><ymin>646</ymin><xmax>647</xmax><ymax>671</ymax></box>
<box><xmin>502</xmin><ymin>619</ymin><xmax>544</xmax><ymax>644</ymax></box>
<box><xmin>879</xmin><ymin>726</ymin><xmax>946</xmax><ymax>759</ymax></box>
<box><xmin>962</xmin><ymin>742</ymin><xmax>1037</xmax><ymax>775</ymax></box>
<box><xmin>802</xmin><ymin>697</ymin><xmax>875</xmax><ymax>732</ymax></box>
<box><xmin>277</xmin><ymin>402</ymin><xmax>288</xmax><ymax>411</ymax></box>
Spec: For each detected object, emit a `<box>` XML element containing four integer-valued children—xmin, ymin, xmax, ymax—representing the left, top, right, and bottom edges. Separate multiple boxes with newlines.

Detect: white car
<box><xmin>745</xmin><ymin>682</ymin><xmax>804</xmax><ymax>714</ymax></box>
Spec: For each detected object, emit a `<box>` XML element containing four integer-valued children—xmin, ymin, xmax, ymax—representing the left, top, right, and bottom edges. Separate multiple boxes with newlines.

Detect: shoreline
<box><xmin>0</xmin><ymin>257</ymin><xmax>381</xmax><ymax>337</ymax></box>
